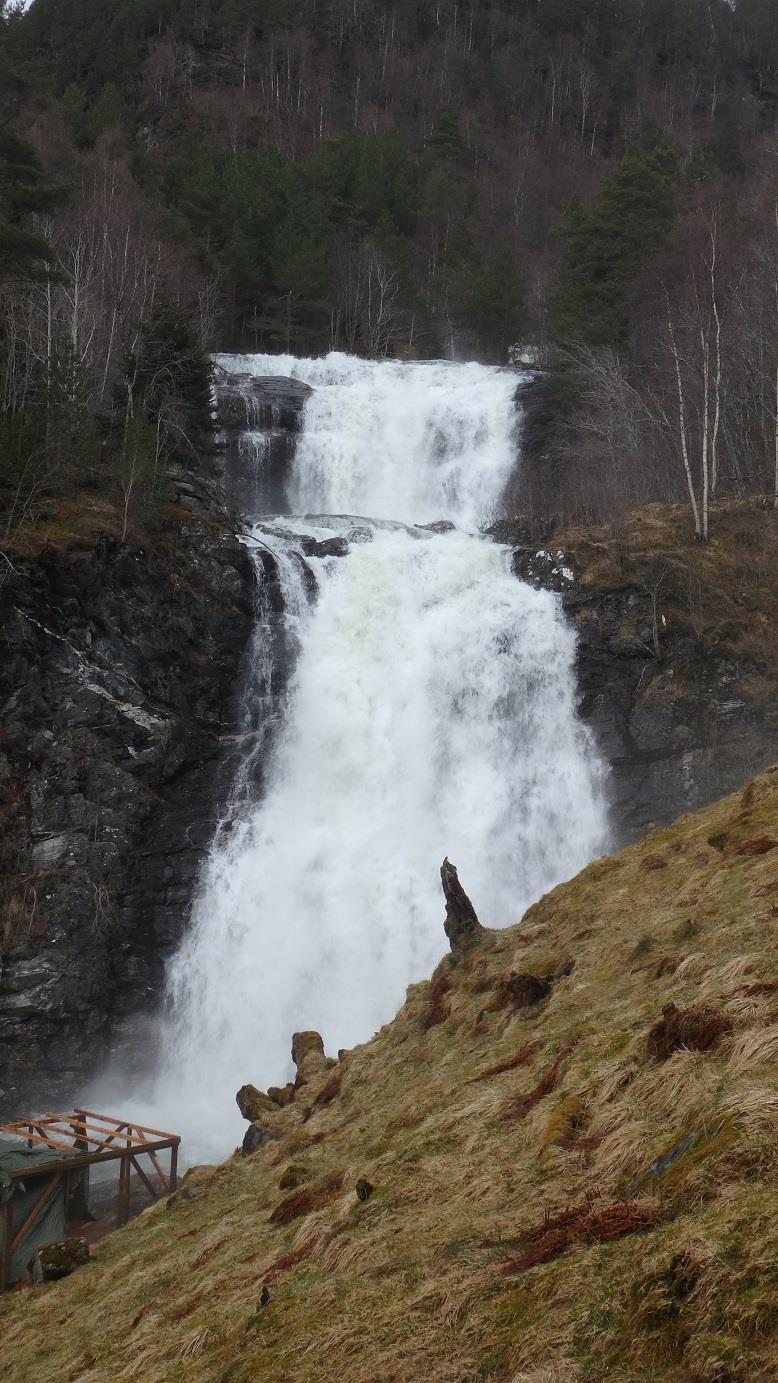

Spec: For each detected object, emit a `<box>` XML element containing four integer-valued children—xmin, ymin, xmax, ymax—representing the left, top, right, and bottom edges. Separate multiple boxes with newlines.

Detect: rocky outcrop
<box><xmin>236</xmin><ymin>1029</ymin><xmax>336</xmax><ymax>1154</ymax></box>
<box><xmin>301</xmin><ymin>536</ymin><xmax>349</xmax><ymax>559</ymax></box>
<box><xmin>440</xmin><ymin>858</ymin><xmax>483</xmax><ymax>952</ymax></box>
<box><xmin>291</xmin><ymin>1030</ymin><xmax>328</xmax><ymax>1083</ymax></box>
<box><xmin>509</xmin><ymin>512</ymin><xmax>778</xmax><ymax>844</ymax></box>
<box><xmin>236</xmin><ymin>1084</ymin><xmax>279</xmax><ymax>1122</ymax></box>
<box><xmin>213</xmin><ymin>367</ymin><xmax>311</xmax><ymax>435</ymax></box>
<box><xmin>568</xmin><ymin>583</ymin><xmax>778</xmax><ymax>843</ymax></box>
<box><xmin>0</xmin><ymin>496</ymin><xmax>259</xmax><ymax>1116</ymax></box>
<box><xmin>213</xmin><ymin>365</ymin><xmax>311</xmax><ymax>519</ymax></box>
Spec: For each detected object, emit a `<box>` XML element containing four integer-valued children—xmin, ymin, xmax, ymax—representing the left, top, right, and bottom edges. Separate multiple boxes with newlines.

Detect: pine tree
<box><xmin>552</xmin><ymin>135</ymin><xmax>679</xmax><ymax>346</ymax></box>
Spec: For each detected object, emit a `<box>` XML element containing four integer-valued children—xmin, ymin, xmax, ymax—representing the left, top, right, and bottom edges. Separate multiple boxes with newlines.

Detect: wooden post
<box><xmin>169</xmin><ymin>1142</ymin><xmax>179</xmax><ymax>1195</ymax></box>
<box><xmin>71</xmin><ymin>1110</ymin><xmax>88</xmax><ymax>1151</ymax></box>
<box><xmin>68</xmin><ymin>1112</ymin><xmax>92</xmax><ymax>1228</ymax></box>
<box><xmin>1</xmin><ymin>1200</ymin><xmax>12</xmax><ymax>1291</ymax></box>
<box><xmin>117</xmin><ymin>1155</ymin><xmax>130</xmax><ymax>1228</ymax></box>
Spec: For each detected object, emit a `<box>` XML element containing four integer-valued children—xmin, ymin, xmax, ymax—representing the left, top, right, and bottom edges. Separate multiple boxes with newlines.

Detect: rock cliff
<box><xmin>0</xmin><ymin>491</ymin><xmax>257</xmax><ymax>1116</ymax></box>
<box><xmin>509</xmin><ymin>500</ymin><xmax>778</xmax><ymax>844</ymax></box>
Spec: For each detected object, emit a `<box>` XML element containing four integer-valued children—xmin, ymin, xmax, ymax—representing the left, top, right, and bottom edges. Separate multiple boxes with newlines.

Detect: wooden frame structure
<box><xmin>0</xmin><ymin>1109</ymin><xmax>180</xmax><ymax>1290</ymax></box>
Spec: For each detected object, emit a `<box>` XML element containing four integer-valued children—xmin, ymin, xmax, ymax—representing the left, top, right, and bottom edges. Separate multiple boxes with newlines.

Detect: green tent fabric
<box><xmin>0</xmin><ymin>1143</ymin><xmax>90</xmax><ymax>1284</ymax></box>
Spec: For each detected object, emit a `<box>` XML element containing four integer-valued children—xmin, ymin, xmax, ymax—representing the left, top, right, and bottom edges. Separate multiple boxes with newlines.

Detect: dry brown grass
<box><xmin>558</xmin><ymin>498</ymin><xmax>778</xmax><ymax>676</ymax></box>
<box><xmin>7</xmin><ymin>769</ymin><xmax>778</xmax><ymax>1379</ymax></box>
<box><xmin>4</xmin><ymin>494</ymin><xmax>126</xmax><ymax>560</ymax></box>
<box><xmin>468</xmin><ymin>1043</ymin><xmax>537</xmax><ymax>1083</ymax></box>
<box><xmin>5</xmin><ymin>490</ymin><xmax>217</xmax><ymax>563</ymax></box>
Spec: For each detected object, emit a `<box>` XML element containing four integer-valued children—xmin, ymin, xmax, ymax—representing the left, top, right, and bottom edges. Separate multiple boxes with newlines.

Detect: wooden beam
<box><xmin>116</xmin><ymin>1156</ymin><xmax>130</xmax><ymax>1228</ymax></box>
<box><xmin>0</xmin><ymin>1110</ymin><xmax>180</xmax><ymax>1145</ymax></box>
<box><xmin>76</xmin><ymin>1109</ymin><xmax>180</xmax><ymax>1141</ymax></box>
<box><xmin>146</xmin><ymin>1148</ymin><xmax>169</xmax><ymax>1193</ymax></box>
<box><xmin>2</xmin><ymin>1118</ymin><xmax>150</xmax><ymax>1150</ymax></box>
<box><xmin>129</xmin><ymin>1156</ymin><xmax>159</xmax><ymax>1203</ymax></box>
<box><xmin>21</xmin><ymin>1129</ymin><xmax>82</xmax><ymax>1153</ymax></box>
<box><xmin>5</xmin><ymin>1140</ymin><xmax>178</xmax><ymax>1180</ymax></box>
<box><xmin>9</xmin><ymin>1174</ymin><xmax>63</xmax><ymax>1256</ymax></box>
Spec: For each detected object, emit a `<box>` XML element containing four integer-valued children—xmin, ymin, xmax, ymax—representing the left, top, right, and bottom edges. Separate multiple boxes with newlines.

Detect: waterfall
<box><xmin>215</xmin><ymin>352</ymin><xmax>523</xmax><ymax>527</ymax></box>
<box><xmin>131</xmin><ymin>354</ymin><xmax>608</xmax><ymax>1160</ymax></box>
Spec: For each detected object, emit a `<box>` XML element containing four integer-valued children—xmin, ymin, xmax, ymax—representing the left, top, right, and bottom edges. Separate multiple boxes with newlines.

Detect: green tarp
<box><xmin>0</xmin><ymin>1142</ymin><xmax>90</xmax><ymax>1284</ymax></box>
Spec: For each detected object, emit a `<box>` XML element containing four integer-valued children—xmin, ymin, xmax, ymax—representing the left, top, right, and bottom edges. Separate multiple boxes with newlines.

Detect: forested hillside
<box><xmin>1</xmin><ymin>0</ymin><xmax>778</xmax><ymax>536</ymax></box>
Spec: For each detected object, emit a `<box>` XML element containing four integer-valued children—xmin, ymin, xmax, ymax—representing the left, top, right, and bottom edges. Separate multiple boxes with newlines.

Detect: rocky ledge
<box><xmin>0</xmin><ymin>491</ymin><xmax>261</xmax><ymax>1116</ymax></box>
<box><xmin>509</xmin><ymin>501</ymin><xmax>778</xmax><ymax>843</ymax></box>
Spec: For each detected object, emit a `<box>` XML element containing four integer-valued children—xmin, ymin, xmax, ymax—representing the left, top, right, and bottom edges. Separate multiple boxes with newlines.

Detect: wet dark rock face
<box><xmin>0</xmin><ymin>509</ymin><xmax>258</xmax><ymax>1117</ymax></box>
<box><xmin>214</xmin><ymin>366</ymin><xmax>311</xmax><ymax>519</ymax></box>
<box><xmin>214</xmin><ymin>367</ymin><xmax>311</xmax><ymax>435</ymax></box>
<box><xmin>514</xmin><ymin>556</ymin><xmax>778</xmax><ymax>845</ymax></box>
<box><xmin>0</xmin><ymin>368</ymin><xmax>314</xmax><ymax>1117</ymax></box>
<box><xmin>571</xmin><ymin>586</ymin><xmax>778</xmax><ymax>843</ymax></box>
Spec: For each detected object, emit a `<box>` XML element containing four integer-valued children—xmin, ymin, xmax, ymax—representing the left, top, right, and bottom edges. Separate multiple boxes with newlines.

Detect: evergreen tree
<box><xmin>126</xmin><ymin>303</ymin><xmax>214</xmax><ymax>464</ymax></box>
<box><xmin>0</xmin><ymin>7</ymin><xmax>61</xmax><ymax>283</ymax></box>
<box><xmin>552</xmin><ymin>135</ymin><xmax>679</xmax><ymax>346</ymax></box>
<box><xmin>0</xmin><ymin>132</ymin><xmax>60</xmax><ymax>281</ymax></box>
<box><xmin>453</xmin><ymin>243</ymin><xmax>524</xmax><ymax>361</ymax></box>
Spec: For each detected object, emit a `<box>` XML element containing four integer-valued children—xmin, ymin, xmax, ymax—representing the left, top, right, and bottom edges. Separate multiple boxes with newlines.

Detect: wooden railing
<box><xmin>0</xmin><ymin>1109</ymin><xmax>181</xmax><ymax>1289</ymax></box>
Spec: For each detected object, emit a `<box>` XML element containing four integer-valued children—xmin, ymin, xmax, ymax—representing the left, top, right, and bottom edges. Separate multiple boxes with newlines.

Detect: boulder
<box><xmin>166</xmin><ymin>1184</ymin><xmax>202</xmax><ymax>1211</ymax></box>
<box><xmin>292</xmin><ymin>1030</ymin><xmax>327</xmax><ymax>1081</ymax></box>
<box><xmin>307</xmin><ymin>537</ymin><xmax>350</xmax><ymax>559</ymax></box>
<box><xmin>417</xmin><ymin>519</ymin><xmax>456</xmax><ymax>535</ymax></box>
<box><xmin>267</xmin><ymin>1082</ymin><xmax>297</xmax><ymax>1107</ymax></box>
<box><xmin>242</xmin><ymin>1122</ymin><xmax>277</xmax><ymax>1155</ymax></box>
<box><xmin>236</xmin><ymin>1083</ymin><xmax>277</xmax><ymax>1122</ymax></box>
<box><xmin>279</xmin><ymin>1163</ymin><xmax>310</xmax><ymax>1190</ymax></box>
<box><xmin>28</xmin><ymin>1237</ymin><xmax>89</xmax><ymax>1284</ymax></box>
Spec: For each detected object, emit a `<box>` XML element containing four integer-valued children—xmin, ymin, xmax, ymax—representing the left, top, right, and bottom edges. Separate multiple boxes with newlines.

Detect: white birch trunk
<box><xmin>667</xmin><ymin>297</ymin><xmax>702</xmax><ymax>538</ymax></box>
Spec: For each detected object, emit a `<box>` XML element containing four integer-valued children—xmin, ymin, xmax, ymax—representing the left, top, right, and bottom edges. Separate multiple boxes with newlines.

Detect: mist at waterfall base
<box><xmin>90</xmin><ymin>355</ymin><xmax>609</xmax><ymax>1163</ymax></box>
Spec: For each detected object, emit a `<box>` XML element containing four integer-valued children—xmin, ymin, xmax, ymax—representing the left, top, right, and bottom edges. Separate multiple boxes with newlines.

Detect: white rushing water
<box><xmin>118</xmin><ymin>354</ymin><xmax>608</xmax><ymax>1161</ymax></box>
<box><xmin>215</xmin><ymin>352</ymin><xmax>522</xmax><ymax>527</ymax></box>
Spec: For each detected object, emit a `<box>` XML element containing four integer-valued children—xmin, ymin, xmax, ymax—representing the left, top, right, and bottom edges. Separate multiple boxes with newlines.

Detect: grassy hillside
<box><xmin>5</xmin><ymin>768</ymin><xmax>778</xmax><ymax>1380</ymax></box>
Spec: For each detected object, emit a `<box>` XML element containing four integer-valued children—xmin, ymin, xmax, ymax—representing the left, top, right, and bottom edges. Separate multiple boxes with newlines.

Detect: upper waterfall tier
<box><xmin>214</xmin><ymin>352</ymin><xmax>526</xmax><ymax>528</ymax></box>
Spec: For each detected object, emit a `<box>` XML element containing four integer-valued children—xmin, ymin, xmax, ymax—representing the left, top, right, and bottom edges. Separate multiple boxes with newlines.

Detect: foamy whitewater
<box><xmin>102</xmin><ymin>354</ymin><xmax>608</xmax><ymax>1161</ymax></box>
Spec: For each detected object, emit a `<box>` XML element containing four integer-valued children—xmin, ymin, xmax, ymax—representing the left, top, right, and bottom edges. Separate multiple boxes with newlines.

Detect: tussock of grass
<box><xmin>501</xmin><ymin>1199</ymin><xmax>662</xmax><ymax>1276</ymax></box>
<box><xmin>6</xmin><ymin>770</ymin><xmax>778</xmax><ymax>1378</ymax></box>
<box><xmin>646</xmin><ymin>1003</ymin><xmax>733</xmax><ymax>1061</ymax></box>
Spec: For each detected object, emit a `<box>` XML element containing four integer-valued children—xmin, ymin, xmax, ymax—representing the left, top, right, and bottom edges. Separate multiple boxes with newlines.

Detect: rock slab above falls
<box><xmin>213</xmin><ymin>367</ymin><xmax>312</xmax><ymax>434</ymax></box>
